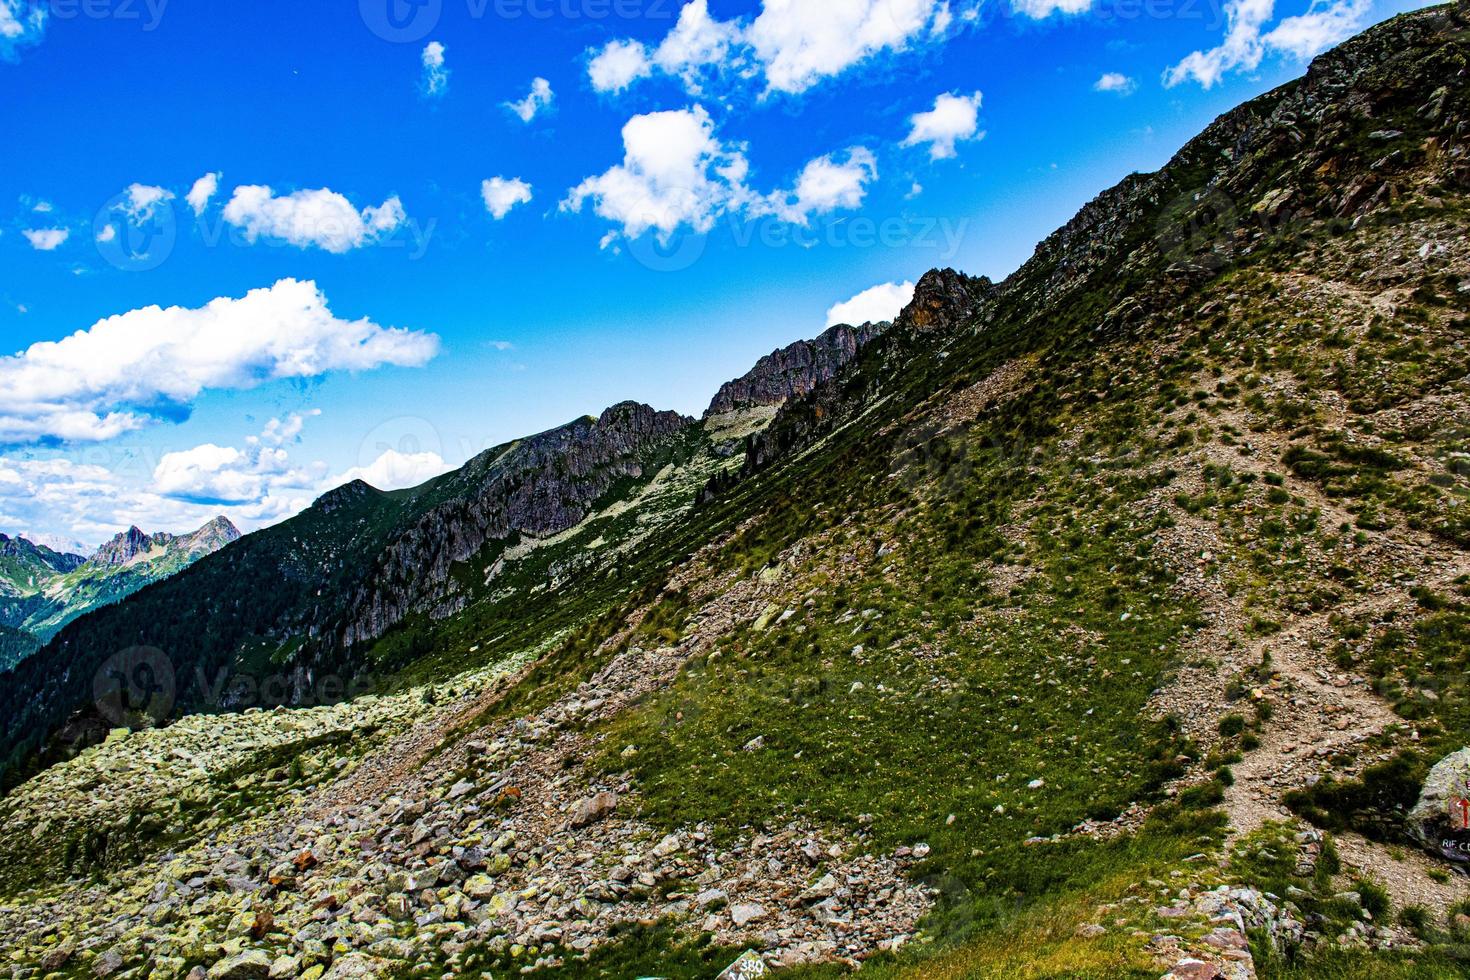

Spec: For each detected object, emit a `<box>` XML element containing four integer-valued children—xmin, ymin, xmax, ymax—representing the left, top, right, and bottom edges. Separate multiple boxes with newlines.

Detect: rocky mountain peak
<box><xmin>705</xmin><ymin>321</ymin><xmax>889</xmax><ymax>417</ymax></box>
<box><xmin>183</xmin><ymin>516</ymin><xmax>241</xmax><ymax>552</ymax></box>
<box><xmin>312</xmin><ymin>480</ymin><xmax>382</xmax><ymax>515</ymax></box>
<box><xmin>894</xmin><ymin>268</ymin><xmax>997</xmax><ymax>335</ymax></box>
<box><xmin>89</xmin><ymin>527</ymin><xmax>158</xmax><ymax>568</ymax></box>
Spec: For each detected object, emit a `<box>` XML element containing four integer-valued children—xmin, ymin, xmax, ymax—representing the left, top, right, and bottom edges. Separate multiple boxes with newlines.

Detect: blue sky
<box><xmin>0</xmin><ymin>0</ymin><xmax>1433</xmax><ymax>549</ymax></box>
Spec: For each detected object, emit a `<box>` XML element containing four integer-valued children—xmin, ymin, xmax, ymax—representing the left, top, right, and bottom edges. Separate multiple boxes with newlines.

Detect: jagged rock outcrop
<box><xmin>705</xmin><ymin>321</ymin><xmax>888</xmax><ymax>416</ymax></box>
<box><xmin>341</xmin><ymin>402</ymin><xmax>692</xmax><ymax>645</ymax></box>
<box><xmin>89</xmin><ymin>527</ymin><xmax>159</xmax><ymax>567</ymax></box>
<box><xmin>90</xmin><ymin>518</ymin><xmax>241</xmax><ymax>568</ymax></box>
<box><xmin>893</xmin><ymin>268</ymin><xmax>997</xmax><ymax>335</ymax></box>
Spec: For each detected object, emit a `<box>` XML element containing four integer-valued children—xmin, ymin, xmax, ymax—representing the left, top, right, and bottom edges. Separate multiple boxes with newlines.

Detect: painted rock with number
<box><xmin>716</xmin><ymin>951</ymin><xmax>769</xmax><ymax>980</ymax></box>
<box><xmin>1407</xmin><ymin>747</ymin><xmax>1470</xmax><ymax>862</ymax></box>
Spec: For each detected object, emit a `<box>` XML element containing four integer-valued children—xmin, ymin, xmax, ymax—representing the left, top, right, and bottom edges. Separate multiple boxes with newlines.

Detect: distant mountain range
<box><xmin>0</xmin><ymin>516</ymin><xmax>240</xmax><ymax>650</ymax></box>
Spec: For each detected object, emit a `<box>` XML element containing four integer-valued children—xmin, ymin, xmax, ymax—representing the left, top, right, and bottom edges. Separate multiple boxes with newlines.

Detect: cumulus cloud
<box><xmin>222</xmin><ymin>185</ymin><xmax>408</xmax><ymax>252</ymax></box>
<box><xmin>96</xmin><ymin>224</ymin><xmax>117</xmax><ymax>243</ymax></box>
<box><xmin>651</xmin><ymin>0</ymin><xmax>743</xmax><ymax>92</ymax></box>
<box><xmin>588</xmin><ymin>39</ymin><xmax>654</xmax><ymax>94</ymax></box>
<box><xmin>506</xmin><ymin>77</ymin><xmax>553</xmax><ymax>122</ymax></box>
<box><xmin>756</xmin><ymin>147</ymin><xmax>878</xmax><ymax>225</ymax></box>
<box><xmin>481</xmin><ymin>177</ymin><xmax>533</xmax><ymax>220</ymax></box>
<box><xmin>186</xmin><ymin>172</ymin><xmax>221</xmax><ymax>215</ymax></box>
<box><xmin>0</xmin><ymin>278</ymin><xmax>439</xmax><ymax>444</ymax></box>
<box><xmin>562</xmin><ymin>105</ymin><xmax>751</xmax><ymax>245</ymax></box>
<box><xmin>565</xmin><ymin>105</ymin><xmax>884</xmax><ymax>245</ymax></box>
<box><xmin>117</xmin><ymin>183</ymin><xmax>174</xmax><ymax>223</ymax></box>
<box><xmin>748</xmin><ymin>0</ymin><xmax>943</xmax><ymax>94</ymax></box>
<box><xmin>154</xmin><ymin>443</ymin><xmax>269</xmax><ymax>504</ymax></box>
<box><xmin>585</xmin><ymin>0</ymin><xmax>952</xmax><ymax>98</ymax></box>
<box><xmin>1261</xmin><ymin>0</ymin><xmax>1370</xmax><ymax>59</ymax></box>
<box><xmin>0</xmin><ymin>0</ymin><xmax>46</xmax><ymax>60</ymax></box>
<box><xmin>1164</xmin><ymin>0</ymin><xmax>1367</xmax><ymax>89</ymax></box>
<box><xmin>1094</xmin><ymin>72</ymin><xmax>1137</xmax><ymax>95</ymax></box>
<box><xmin>326</xmin><ymin>448</ymin><xmax>452</xmax><ymax>493</ymax></box>
<box><xmin>421</xmin><ymin>40</ymin><xmax>449</xmax><ymax>97</ymax></box>
<box><xmin>827</xmin><ymin>280</ymin><xmax>915</xmax><ymax>326</ymax></box>
<box><xmin>22</xmin><ymin>228</ymin><xmax>68</xmax><ymax>251</ymax></box>
<box><xmin>902</xmin><ymin>90</ymin><xmax>983</xmax><ymax>160</ymax></box>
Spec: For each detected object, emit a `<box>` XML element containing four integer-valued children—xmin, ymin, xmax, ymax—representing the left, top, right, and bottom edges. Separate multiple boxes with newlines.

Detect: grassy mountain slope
<box><xmin>0</xmin><ymin>6</ymin><xmax>1468</xmax><ymax>978</ymax></box>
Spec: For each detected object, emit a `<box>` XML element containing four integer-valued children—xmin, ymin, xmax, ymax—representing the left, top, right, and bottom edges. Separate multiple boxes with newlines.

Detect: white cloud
<box><xmin>0</xmin><ymin>278</ymin><xmax>439</xmax><ymax>444</ymax></box>
<box><xmin>588</xmin><ymin>39</ymin><xmax>653</xmax><ymax>94</ymax></box>
<box><xmin>930</xmin><ymin>1</ymin><xmax>954</xmax><ymax>35</ymax></box>
<box><xmin>153</xmin><ymin>444</ymin><xmax>260</xmax><ymax>503</ymax></box>
<box><xmin>585</xmin><ymin>0</ymin><xmax>953</xmax><ymax>98</ymax></box>
<box><xmin>222</xmin><ymin>185</ymin><xmax>408</xmax><ymax>252</ymax></box>
<box><xmin>757</xmin><ymin>147</ymin><xmax>878</xmax><ymax>225</ymax></box>
<box><xmin>0</xmin><ymin>0</ymin><xmax>46</xmax><ymax>60</ymax></box>
<box><xmin>252</xmin><ymin>409</ymin><xmax>319</xmax><ymax>448</ymax></box>
<box><xmin>565</xmin><ymin>106</ymin><xmax>883</xmax><ymax>244</ymax></box>
<box><xmin>421</xmin><ymin>40</ymin><xmax>449</xmax><ymax>97</ymax></box>
<box><xmin>117</xmin><ymin>183</ymin><xmax>174</xmax><ymax>223</ymax></box>
<box><xmin>902</xmin><ymin>90</ymin><xmax>983</xmax><ymax>160</ymax></box>
<box><xmin>563</xmin><ymin>105</ymin><xmax>751</xmax><ymax>245</ymax></box>
<box><xmin>327</xmin><ymin>448</ymin><xmax>451</xmax><ymax>493</ymax></box>
<box><xmin>1163</xmin><ymin>0</ymin><xmax>1366</xmax><ymax>89</ymax></box>
<box><xmin>22</xmin><ymin>228</ymin><xmax>68</xmax><ymax>251</ymax></box>
<box><xmin>95</xmin><ymin>224</ymin><xmax>116</xmax><ymax>243</ymax></box>
<box><xmin>31</xmin><ymin>200</ymin><xmax>52</xmax><ymax>213</ymax></box>
<box><xmin>506</xmin><ymin>77</ymin><xmax>553</xmax><ymax>122</ymax></box>
<box><xmin>1010</xmin><ymin>0</ymin><xmax>1092</xmax><ymax>17</ymax></box>
<box><xmin>1094</xmin><ymin>72</ymin><xmax>1137</xmax><ymax>95</ymax></box>
<box><xmin>651</xmin><ymin>0</ymin><xmax>742</xmax><ymax>92</ymax></box>
<box><xmin>481</xmin><ymin>177</ymin><xmax>533</xmax><ymax>220</ymax></box>
<box><xmin>748</xmin><ymin>0</ymin><xmax>942</xmax><ymax>94</ymax></box>
<box><xmin>1261</xmin><ymin>0</ymin><xmax>1369</xmax><ymax>59</ymax></box>
<box><xmin>827</xmin><ymin>280</ymin><xmax>915</xmax><ymax>326</ymax></box>
<box><xmin>186</xmin><ymin>172</ymin><xmax>221</xmax><ymax>215</ymax></box>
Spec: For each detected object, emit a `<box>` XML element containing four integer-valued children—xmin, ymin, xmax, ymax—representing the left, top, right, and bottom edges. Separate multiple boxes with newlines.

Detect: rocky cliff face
<box><xmin>893</xmin><ymin>268</ymin><xmax>997</xmax><ymax>335</ymax></box>
<box><xmin>88</xmin><ymin>527</ymin><xmax>157</xmax><ymax>567</ymax></box>
<box><xmin>342</xmin><ymin>402</ymin><xmax>692</xmax><ymax>646</ymax></box>
<box><xmin>705</xmin><ymin>321</ymin><xmax>888</xmax><ymax>416</ymax></box>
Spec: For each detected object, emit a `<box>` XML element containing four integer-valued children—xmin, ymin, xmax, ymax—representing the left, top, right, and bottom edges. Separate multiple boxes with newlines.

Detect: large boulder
<box><xmin>1407</xmin><ymin>748</ymin><xmax>1470</xmax><ymax>863</ymax></box>
<box><xmin>569</xmin><ymin>791</ymin><xmax>618</xmax><ymax>828</ymax></box>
